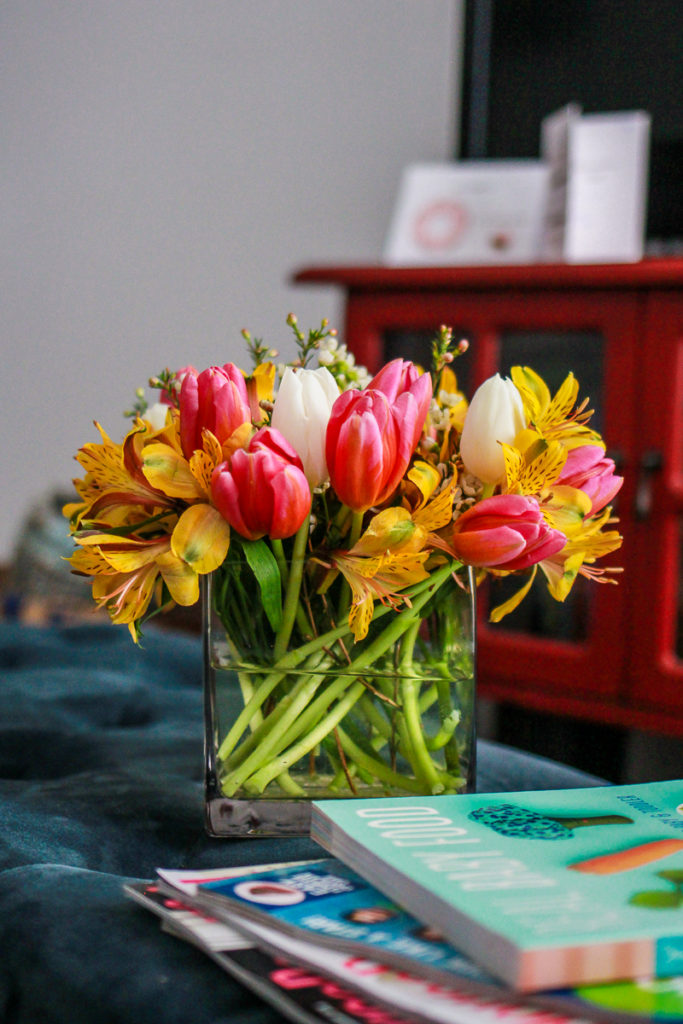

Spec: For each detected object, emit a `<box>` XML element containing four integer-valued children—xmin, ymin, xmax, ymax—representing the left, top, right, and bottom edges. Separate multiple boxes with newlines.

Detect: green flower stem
<box><xmin>270</xmin><ymin>538</ymin><xmax>289</xmax><ymax>586</ymax></box>
<box><xmin>425</xmin><ymin>710</ymin><xmax>460</xmax><ymax>750</ymax></box>
<box><xmin>437</xmin><ymin>676</ymin><xmax>462</xmax><ymax>776</ymax></box>
<box><xmin>226</xmin><ymin>563</ymin><xmax>456</xmax><ymax>795</ymax></box>
<box><xmin>337</xmin><ymin>508</ymin><xmax>364</xmax><ymax>621</ymax></box>
<box><xmin>221</xmin><ymin>632</ymin><xmax>266</xmax><ymax>732</ymax></box>
<box><xmin>217</xmin><ymin>648</ymin><xmax>334</xmax><ymax>764</ymax></box>
<box><xmin>400</xmin><ymin>676</ymin><xmax>444</xmax><ymax>793</ymax></box>
<box><xmin>393</xmin><ymin>617</ymin><xmax>448</xmax><ymax>792</ymax></box>
<box><xmin>274</xmin><ymin>771</ymin><xmax>306</xmax><ymax>796</ymax></box>
<box><xmin>216</xmin><ymin>571</ymin><xmax>443</xmax><ymax>764</ymax></box>
<box><xmin>335</xmin><ymin>726</ymin><xmax>427</xmax><ymax>794</ymax></box>
<box><xmin>259</xmin><ymin>566</ymin><xmax>452</xmax><ymax>769</ymax></box>
<box><xmin>328</xmin><ymin>696</ymin><xmax>395</xmax><ymax>790</ymax></box>
<box><xmin>273</xmin><ymin>513</ymin><xmax>311</xmax><ymax>663</ymax></box>
<box><xmin>243</xmin><ymin>680</ymin><xmax>367</xmax><ymax>793</ymax></box>
<box><xmin>221</xmin><ymin>663</ymin><xmax>342</xmax><ymax>795</ymax></box>
<box><xmin>271</xmin><ymin>537</ymin><xmax>313</xmax><ymax>640</ymax></box>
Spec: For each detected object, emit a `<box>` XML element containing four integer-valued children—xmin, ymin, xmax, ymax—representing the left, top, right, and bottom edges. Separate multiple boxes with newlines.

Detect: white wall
<box><xmin>0</xmin><ymin>0</ymin><xmax>462</xmax><ymax>561</ymax></box>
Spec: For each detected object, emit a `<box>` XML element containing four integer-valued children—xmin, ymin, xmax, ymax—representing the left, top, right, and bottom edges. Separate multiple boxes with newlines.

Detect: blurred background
<box><xmin>1</xmin><ymin>0</ymin><xmax>462</xmax><ymax>562</ymax></box>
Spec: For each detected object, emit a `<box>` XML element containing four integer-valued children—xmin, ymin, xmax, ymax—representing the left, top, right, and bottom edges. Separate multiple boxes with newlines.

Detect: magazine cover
<box><xmin>156</xmin><ymin>858</ymin><xmax>492</xmax><ymax>989</ymax></box>
<box><xmin>310</xmin><ymin>780</ymin><xmax>683</xmax><ymax>991</ymax></box>
<box><xmin>126</xmin><ymin>882</ymin><xmax>595</xmax><ymax>1024</ymax></box>
<box><xmin>125</xmin><ymin>881</ymin><xmax>415</xmax><ymax>1024</ymax></box>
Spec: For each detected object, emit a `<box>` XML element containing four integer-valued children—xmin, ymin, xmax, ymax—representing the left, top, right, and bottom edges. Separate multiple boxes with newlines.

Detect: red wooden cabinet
<box><xmin>294</xmin><ymin>261</ymin><xmax>683</xmax><ymax>736</ymax></box>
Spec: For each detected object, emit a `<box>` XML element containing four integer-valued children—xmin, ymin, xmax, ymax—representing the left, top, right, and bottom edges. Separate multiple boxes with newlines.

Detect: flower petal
<box><xmin>141</xmin><ymin>444</ymin><xmax>205</xmax><ymax>500</ymax></box>
<box><xmin>171</xmin><ymin>504</ymin><xmax>231</xmax><ymax>573</ymax></box>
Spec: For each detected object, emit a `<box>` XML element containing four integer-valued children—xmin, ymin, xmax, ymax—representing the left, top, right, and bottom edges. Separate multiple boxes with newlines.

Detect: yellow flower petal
<box><xmin>544</xmin><ymin>485</ymin><xmax>592</xmax><ymax>534</ymax></box>
<box><xmin>189</xmin><ymin>449</ymin><xmax>218</xmax><ymax>497</ymax></box>
<box><xmin>171</xmin><ymin>503</ymin><xmax>231</xmax><ymax>574</ymax></box>
<box><xmin>141</xmin><ymin>444</ymin><xmax>205</xmax><ymax>500</ymax></box>
<box><xmin>352</xmin><ymin>508</ymin><xmax>418</xmax><ymax>557</ymax></box>
<box><xmin>406</xmin><ymin>461</ymin><xmax>441</xmax><ymax>506</ymax></box>
<box><xmin>348</xmin><ymin>592</ymin><xmax>375</xmax><ymax>641</ymax></box>
<box><xmin>412</xmin><ymin>480</ymin><xmax>455</xmax><ymax>533</ymax></box>
<box><xmin>157</xmin><ymin>551</ymin><xmax>200</xmax><ymax>606</ymax></box>
<box><xmin>219</xmin><ymin>421</ymin><xmax>253</xmax><ymax>462</ymax></box>
<box><xmin>68</xmin><ymin>546</ymin><xmax>115</xmax><ymax>576</ymax></box>
<box><xmin>489</xmin><ymin>566</ymin><xmax>537</xmax><ymax>623</ymax></box>
<box><xmin>543</xmin><ymin>551</ymin><xmax>583</xmax><ymax>602</ymax></box>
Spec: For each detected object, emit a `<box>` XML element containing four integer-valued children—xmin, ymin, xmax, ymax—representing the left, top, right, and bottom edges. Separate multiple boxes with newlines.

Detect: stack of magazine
<box><xmin>126</xmin><ymin>779</ymin><xmax>683</xmax><ymax>1024</ymax></box>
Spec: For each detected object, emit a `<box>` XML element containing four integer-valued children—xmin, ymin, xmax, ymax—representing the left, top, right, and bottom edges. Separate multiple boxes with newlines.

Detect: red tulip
<box><xmin>450</xmin><ymin>494</ymin><xmax>566</xmax><ymax>571</ymax></box>
<box><xmin>179</xmin><ymin>363</ymin><xmax>251</xmax><ymax>458</ymax></box>
<box><xmin>325</xmin><ymin>361</ymin><xmax>432</xmax><ymax>512</ymax></box>
<box><xmin>211</xmin><ymin>428</ymin><xmax>311</xmax><ymax>541</ymax></box>
<box><xmin>555</xmin><ymin>445</ymin><xmax>623</xmax><ymax>514</ymax></box>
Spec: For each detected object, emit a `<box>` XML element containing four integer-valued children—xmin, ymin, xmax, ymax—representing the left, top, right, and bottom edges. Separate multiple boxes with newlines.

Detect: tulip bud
<box><xmin>459</xmin><ymin>374</ymin><xmax>526</xmax><ymax>485</ymax></box>
<box><xmin>179</xmin><ymin>363</ymin><xmax>251</xmax><ymax>458</ymax></box>
<box><xmin>450</xmin><ymin>494</ymin><xmax>566</xmax><ymax>571</ymax></box>
<box><xmin>271</xmin><ymin>366</ymin><xmax>339</xmax><ymax>487</ymax></box>
<box><xmin>211</xmin><ymin>428</ymin><xmax>311</xmax><ymax>541</ymax></box>
<box><xmin>369</xmin><ymin>358</ymin><xmax>422</xmax><ymax>403</ymax></box>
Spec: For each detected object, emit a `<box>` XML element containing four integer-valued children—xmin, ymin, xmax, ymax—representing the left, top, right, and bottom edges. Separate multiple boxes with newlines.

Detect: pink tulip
<box><xmin>450</xmin><ymin>494</ymin><xmax>566</xmax><ymax>571</ymax></box>
<box><xmin>555</xmin><ymin>445</ymin><xmax>623</xmax><ymax>514</ymax></box>
<box><xmin>369</xmin><ymin>358</ymin><xmax>423</xmax><ymax>403</ymax></box>
<box><xmin>325</xmin><ymin>362</ymin><xmax>432</xmax><ymax>512</ymax></box>
<box><xmin>179</xmin><ymin>363</ymin><xmax>251</xmax><ymax>458</ymax></box>
<box><xmin>211</xmin><ymin>428</ymin><xmax>311</xmax><ymax>540</ymax></box>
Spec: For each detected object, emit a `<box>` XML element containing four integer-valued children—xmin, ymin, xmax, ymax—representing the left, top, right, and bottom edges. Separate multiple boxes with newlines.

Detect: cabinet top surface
<box><xmin>293</xmin><ymin>259</ymin><xmax>683</xmax><ymax>292</ymax></box>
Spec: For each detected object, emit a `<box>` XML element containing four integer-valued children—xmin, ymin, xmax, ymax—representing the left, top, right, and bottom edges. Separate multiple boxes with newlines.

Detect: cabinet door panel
<box><xmin>626</xmin><ymin>295</ymin><xmax>683</xmax><ymax>713</ymax></box>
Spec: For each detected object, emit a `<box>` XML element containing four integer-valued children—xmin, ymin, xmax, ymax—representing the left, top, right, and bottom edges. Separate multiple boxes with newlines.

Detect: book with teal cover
<box><xmin>310</xmin><ymin>780</ymin><xmax>683</xmax><ymax>992</ymax></box>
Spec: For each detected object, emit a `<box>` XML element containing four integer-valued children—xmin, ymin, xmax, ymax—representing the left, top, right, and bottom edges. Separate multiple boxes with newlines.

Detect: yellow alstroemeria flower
<box><xmin>67</xmin><ymin>409</ymin><xmax>235</xmax><ymax>636</ymax></box>
<box><xmin>334</xmin><ymin>545</ymin><xmax>431</xmax><ymax>642</ymax></box>
<box><xmin>501</xmin><ymin>432</ymin><xmax>569</xmax><ymax>500</ymax></box>
<box><xmin>510</xmin><ymin>366</ymin><xmax>602</xmax><ymax>452</ymax></box>
<box><xmin>66</xmin><ymin>421</ymin><xmax>177</xmax><ymax>527</ymax></box>
<box><xmin>332</xmin><ymin>476</ymin><xmax>458</xmax><ymax>641</ymax></box>
<box><xmin>539</xmin><ymin>505</ymin><xmax>623</xmax><ymax>602</ymax></box>
<box><xmin>69</xmin><ymin>504</ymin><xmax>230</xmax><ymax>639</ymax></box>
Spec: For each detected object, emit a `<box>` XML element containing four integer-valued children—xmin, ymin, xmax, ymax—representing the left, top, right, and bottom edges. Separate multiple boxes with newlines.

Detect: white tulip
<box><xmin>459</xmin><ymin>373</ymin><xmax>526</xmax><ymax>484</ymax></box>
<box><xmin>271</xmin><ymin>366</ymin><xmax>340</xmax><ymax>487</ymax></box>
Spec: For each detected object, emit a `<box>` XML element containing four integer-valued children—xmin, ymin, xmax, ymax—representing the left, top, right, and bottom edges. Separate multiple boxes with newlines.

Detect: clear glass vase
<box><xmin>203</xmin><ymin>557</ymin><xmax>476</xmax><ymax>837</ymax></box>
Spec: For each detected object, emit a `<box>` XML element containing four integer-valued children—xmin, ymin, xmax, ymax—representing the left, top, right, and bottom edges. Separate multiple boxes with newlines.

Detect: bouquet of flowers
<box><xmin>64</xmin><ymin>318</ymin><xmax>623</xmax><ymax>803</ymax></box>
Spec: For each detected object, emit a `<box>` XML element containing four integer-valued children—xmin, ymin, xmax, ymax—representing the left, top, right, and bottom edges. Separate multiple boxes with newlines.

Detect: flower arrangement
<box><xmin>64</xmin><ymin>318</ymin><xmax>623</xmax><ymax>802</ymax></box>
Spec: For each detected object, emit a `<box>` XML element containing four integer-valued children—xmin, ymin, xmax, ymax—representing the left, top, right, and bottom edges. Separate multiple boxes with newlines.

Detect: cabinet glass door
<box><xmin>627</xmin><ymin>295</ymin><xmax>683</xmax><ymax>714</ymax></box>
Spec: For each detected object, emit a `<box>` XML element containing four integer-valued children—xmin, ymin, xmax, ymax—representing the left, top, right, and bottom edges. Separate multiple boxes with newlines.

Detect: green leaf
<box><xmin>629</xmin><ymin>890</ymin><xmax>682</xmax><ymax>910</ymax></box>
<box><xmin>657</xmin><ymin>869</ymin><xmax>683</xmax><ymax>885</ymax></box>
<box><xmin>240</xmin><ymin>539</ymin><xmax>283</xmax><ymax>633</ymax></box>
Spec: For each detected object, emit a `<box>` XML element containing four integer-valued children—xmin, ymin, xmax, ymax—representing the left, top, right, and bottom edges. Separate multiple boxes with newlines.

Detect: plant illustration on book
<box><xmin>64</xmin><ymin>315</ymin><xmax>623</xmax><ymax>804</ymax></box>
<box><xmin>630</xmin><ymin>870</ymin><xmax>683</xmax><ymax>910</ymax></box>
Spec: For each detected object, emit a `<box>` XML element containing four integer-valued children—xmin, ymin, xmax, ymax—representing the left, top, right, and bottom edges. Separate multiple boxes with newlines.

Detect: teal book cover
<box><xmin>310</xmin><ymin>780</ymin><xmax>683</xmax><ymax>992</ymax></box>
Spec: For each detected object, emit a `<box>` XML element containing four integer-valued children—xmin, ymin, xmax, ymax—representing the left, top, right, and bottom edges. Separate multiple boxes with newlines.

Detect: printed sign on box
<box><xmin>383</xmin><ymin>161</ymin><xmax>550</xmax><ymax>266</ymax></box>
